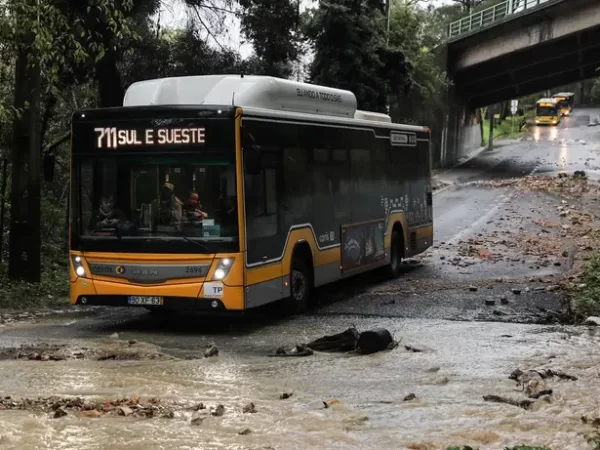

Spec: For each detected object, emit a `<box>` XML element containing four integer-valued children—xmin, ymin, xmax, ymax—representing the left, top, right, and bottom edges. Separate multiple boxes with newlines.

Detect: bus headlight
<box><xmin>72</xmin><ymin>255</ymin><xmax>86</xmax><ymax>278</ymax></box>
<box><xmin>212</xmin><ymin>258</ymin><xmax>234</xmax><ymax>280</ymax></box>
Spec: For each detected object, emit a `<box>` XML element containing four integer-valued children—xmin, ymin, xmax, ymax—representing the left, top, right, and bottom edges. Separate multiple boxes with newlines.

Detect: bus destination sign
<box><xmin>94</xmin><ymin>127</ymin><xmax>206</xmax><ymax>149</ymax></box>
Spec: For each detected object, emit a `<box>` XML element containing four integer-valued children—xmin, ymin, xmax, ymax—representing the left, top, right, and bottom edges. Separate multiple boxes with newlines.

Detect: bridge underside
<box><xmin>448</xmin><ymin>0</ymin><xmax>600</xmax><ymax>108</ymax></box>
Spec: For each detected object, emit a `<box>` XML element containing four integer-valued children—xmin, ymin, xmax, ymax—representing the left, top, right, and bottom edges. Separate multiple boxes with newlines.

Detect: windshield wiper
<box><xmin>176</xmin><ymin>230</ymin><xmax>210</xmax><ymax>252</ymax></box>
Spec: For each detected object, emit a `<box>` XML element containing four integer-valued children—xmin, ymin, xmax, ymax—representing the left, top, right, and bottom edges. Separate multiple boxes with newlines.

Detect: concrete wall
<box><xmin>434</xmin><ymin>99</ymin><xmax>482</xmax><ymax>169</ymax></box>
<box><xmin>458</xmin><ymin>122</ymin><xmax>483</xmax><ymax>159</ymax></box>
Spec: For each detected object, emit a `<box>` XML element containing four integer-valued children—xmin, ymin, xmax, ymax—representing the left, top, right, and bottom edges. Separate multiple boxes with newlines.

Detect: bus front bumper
<box><xmin>73</xmin><ymin>294</ymin><xmax>234</xmax><ymax>311</ymax></box>
<box><xmin>70</xmin><ymin>279</ymin><xmax>246</xmax><ymax>311</ymax></box>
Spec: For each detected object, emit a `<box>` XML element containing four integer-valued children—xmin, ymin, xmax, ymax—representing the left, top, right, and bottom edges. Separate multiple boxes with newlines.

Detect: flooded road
<box><xmin>2</xmin><ymin>316</ymin><xmax>600</xmax><ymax>450</ymax></box>
<box><xmin>0</xmin><ymin>316</ymin><xmax>600</xmax><ymax>449</ymax></box>
<box><xmin>1</xmin><ymin>108</ymin><xmax>600</xmax><ymax>450</ymax></box>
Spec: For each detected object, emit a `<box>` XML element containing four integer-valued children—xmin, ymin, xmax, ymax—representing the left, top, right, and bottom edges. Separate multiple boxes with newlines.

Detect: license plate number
<box><xmin>127</xmin><ymin>296</ymin><xmax>163</xmax><ymax>306</ymax></box>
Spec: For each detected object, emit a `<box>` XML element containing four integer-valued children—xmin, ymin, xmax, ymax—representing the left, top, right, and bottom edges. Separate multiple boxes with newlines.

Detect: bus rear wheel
<box><xmin>386</xmin><ymin>229</ymin><xmax>403</xmax><ymax>278</ymax></box>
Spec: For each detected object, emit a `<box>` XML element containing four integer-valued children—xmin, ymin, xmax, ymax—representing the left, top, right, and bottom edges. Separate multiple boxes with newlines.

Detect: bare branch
<box><xmin>191</xmin><ymin>5</ymin><xmax>226</xmax><ymax>51</ymax></box>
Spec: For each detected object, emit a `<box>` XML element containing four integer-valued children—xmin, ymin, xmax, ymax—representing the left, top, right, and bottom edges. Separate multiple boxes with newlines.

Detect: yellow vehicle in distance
<box><xmin>535</xmin><ymin>98</ymin><xmax>561</xmax><ymax>126</ymax></box>
<box><xmin>552</xmin><ymin>92</ymin><xmax>575</xmax><ymax>116</ymax></box>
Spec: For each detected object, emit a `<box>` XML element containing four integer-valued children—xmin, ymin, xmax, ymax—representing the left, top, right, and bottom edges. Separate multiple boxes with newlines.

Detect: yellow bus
<box><xmin>552</xmin><ymin>92</ymin><xmax>574</xmax><ymax>116</ymax></box>
<box><xmin>535</xmin><ymin>98</ymin><xmax>561</xmax><ymax>126</ymax></box>
<box><xmin>63</xmin><ymin>75</ymin><xmax>433</xmax><ymax>314</ymax></box>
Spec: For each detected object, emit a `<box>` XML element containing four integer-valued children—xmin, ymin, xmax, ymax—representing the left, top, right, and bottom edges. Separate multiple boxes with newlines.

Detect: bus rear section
<box><xmin>69</xmin><ymin>106</ymin><xmax>246</xmax><ymax>312</ymax></box>
<box><xmin>535</xmin><ymin>98</ymin><xmax>560</xmax><ymax>126</ymax></box>
<box><xmin>552</xmin><ymin>92</ymin><xmax>574</xmax><ymax>116</ymax></box>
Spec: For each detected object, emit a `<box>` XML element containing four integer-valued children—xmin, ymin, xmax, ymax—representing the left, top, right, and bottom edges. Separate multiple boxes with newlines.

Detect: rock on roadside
<box><xmin>585</xmin><ymin>317</ymin><xmax>600</xmax><ymax>326</ymax></box>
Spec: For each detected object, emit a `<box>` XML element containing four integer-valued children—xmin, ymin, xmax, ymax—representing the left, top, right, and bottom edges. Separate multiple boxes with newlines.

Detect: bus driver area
<box><xmin>67</xmin><ymin>75</ymin><xmax>433</xmax><ymax>314</ymax></box>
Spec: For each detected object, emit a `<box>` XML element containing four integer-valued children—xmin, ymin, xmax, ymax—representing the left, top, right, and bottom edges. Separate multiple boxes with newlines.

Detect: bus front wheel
<box><xmin>287</xmin><ymin>257</ymin><xmax>311</xmax><ymax>314</ymax></box>
<box><xmin>386</xmin><ymin>229</ymin><xmax>403</xmax><ymax>278</ymax></box>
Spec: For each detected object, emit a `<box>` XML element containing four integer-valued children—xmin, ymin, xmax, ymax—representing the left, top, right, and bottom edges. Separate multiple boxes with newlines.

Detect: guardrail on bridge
<box><xmin>448</xmin><ymin>0</ymin><xmax>550</xmax><ymax>39</ymax></box>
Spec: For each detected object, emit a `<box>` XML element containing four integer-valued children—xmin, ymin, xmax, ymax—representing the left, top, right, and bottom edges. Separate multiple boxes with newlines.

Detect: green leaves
<box><xmin>0</xmin><ymin>0</ymin><xmax>138</xmax><ymax>106</ymax></box>
<box><xmin>238</xmin><ymin>0</ymin><xmax>302</xmax><ymax>78</ymax></box>
<box><xmin>307</xmin><ymin>0</ymin><xmax>406</xmax><ymax>113</ymax></box>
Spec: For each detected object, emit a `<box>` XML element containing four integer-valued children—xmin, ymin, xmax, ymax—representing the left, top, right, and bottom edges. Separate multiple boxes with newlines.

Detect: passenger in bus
<box><xmin>89</xmin><ymin>195</ymin><xmax>126</xmax><ymax>231</ymax></box>
<box><xmin>158</xmin><ymin>182</ymin><xmax>183</xmax><ymax>228</ymax></box>
<box><xmin>184</xmin><ymin>191</ymin><xmax>208</xmax><ymax>224</ymax></box>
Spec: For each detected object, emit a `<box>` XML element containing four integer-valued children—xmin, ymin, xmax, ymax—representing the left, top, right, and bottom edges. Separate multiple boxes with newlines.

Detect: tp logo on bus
<box><xmin>204</xmin><ymin>282</ymin><xmax>224</xmax><ymax>298</ymax></box>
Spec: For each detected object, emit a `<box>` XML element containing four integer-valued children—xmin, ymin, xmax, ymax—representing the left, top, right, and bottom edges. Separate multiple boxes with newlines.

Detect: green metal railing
<box><xmin>448</xmin><ymin>0</ymin><xmax>549</xmax><ymax>39</ymax></box>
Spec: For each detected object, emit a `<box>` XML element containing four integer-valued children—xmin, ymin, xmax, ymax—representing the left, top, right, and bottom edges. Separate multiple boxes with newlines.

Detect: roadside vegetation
<box><xmin>446</xmin><ymin>445</ymin><xmax>550</xmax><ymax>450</ymax></box>
<box><xmin>575</xmin><ymin>251</ymin><xmax>600</xmax><ymax>318</ymax></box>
<box><xmin>482</xmin><ymin>109</ymin><xmax>535</xmax><ymax>144</ymax></box>
<box><xmin>447</xmin><ymin>432</ymin><xmax>600</xmax><ymax>450</ymax></box>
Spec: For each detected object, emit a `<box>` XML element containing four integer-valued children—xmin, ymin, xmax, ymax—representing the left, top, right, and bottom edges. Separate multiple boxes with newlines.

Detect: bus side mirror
<box><xmin>43</xmin><ymin>153</ymin><xmax>55</xmax><ymax>182</ymax></box>
<box><xmin>245</xmin><ymin>147</ymin><xmax>262</xmax><ymax>175</ymax></box>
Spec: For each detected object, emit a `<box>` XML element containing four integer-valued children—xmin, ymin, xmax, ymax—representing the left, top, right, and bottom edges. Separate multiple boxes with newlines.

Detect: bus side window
<box><xmin>282</xmin><ymin>147</ymin><xmax>310</xmax><ymax>228</ymax></box>
<box><xmin>244</xmin><ymin>149</ymin><xmax>280</xmax><ymax>240</ymax></box>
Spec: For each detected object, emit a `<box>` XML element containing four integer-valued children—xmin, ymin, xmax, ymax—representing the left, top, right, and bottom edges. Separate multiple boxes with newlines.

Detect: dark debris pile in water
<box><xmin>0</xmin><ymin>395</ymin><xmax>176</xmax><ymax>419</ymax></box>
<box><xmin>270</xmin><ymin>326</ymin><xmax>399</xmax><ymax>356</ymax></box>
<box><xmin>0</xmin><ymin>340</ymin><xmax>168</xmax><ymax>362</ymax></box>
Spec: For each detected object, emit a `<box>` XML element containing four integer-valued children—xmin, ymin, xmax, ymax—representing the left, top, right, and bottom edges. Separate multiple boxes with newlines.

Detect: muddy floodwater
<box><xmin>1</xmin><ymin>316</ymin><xmax>600</xmax><ymax>450</ymax></box>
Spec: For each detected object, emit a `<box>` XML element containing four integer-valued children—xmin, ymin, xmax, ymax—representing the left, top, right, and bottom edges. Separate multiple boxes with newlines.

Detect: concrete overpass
<box><xmin>446</xmin><ymin>0</ymin><xmax>600</xmax><ymax>108</ymax></box>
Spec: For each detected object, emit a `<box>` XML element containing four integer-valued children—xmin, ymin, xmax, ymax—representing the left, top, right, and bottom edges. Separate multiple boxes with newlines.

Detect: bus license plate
<box><xmin>127</xmin><ymin>296</ymin><xmax>163</xmax><ymax>306</ymax></box>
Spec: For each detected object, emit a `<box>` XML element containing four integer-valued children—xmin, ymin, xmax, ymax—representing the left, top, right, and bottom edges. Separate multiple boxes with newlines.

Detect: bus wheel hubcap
<box><xmin>292</xmin><ymin>270</ymin><xmax>306</xmax><ymax>301</ymax></box>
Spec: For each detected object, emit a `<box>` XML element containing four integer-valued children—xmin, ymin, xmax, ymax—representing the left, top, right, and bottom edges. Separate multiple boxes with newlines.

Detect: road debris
<box><xmin>238</xmin><ymin>428</ymin><xmax>252</xmax><ymax>435</ymax></box>
<box><xmin>294</xmin><ymin>326</ymin><xmax>399</xmax><ymax>355</ymax></box>
<box><xmin>53</xmin><ymin>408</ymin><xmax>68</xmax><ymax>418</ymax></box>
<box><xmin>585</xmin><ymin>316</ymin><xmax>600</xmax><ymax>326</ymax></box>
<box><xmin>305</xmin><ymin>327</ymin><xmax>359</xmax><ymax>352</ymax></box>
<box><xmin>509</xmin><ymin>368</ymin><xmax>578</xmax><ymax>383</ymax></box>
<box><xmin>404</xmin><ymin>344</ymin><xmax>424</xmax><ymax>353</ymax></box>
<box><xmin>483</xmin><ymin>394</ymin><xmax>536</xmax><ymax>410</ymax></box>
<box><xmin>190</xmin><ymin>416</ymin><xmax>204</xmax><ymax>426</ymax></box>
<box><xmin>211</xmin><ymin>404</ymin><xmax>225</xmax><ymax>417</ymax></box>
<box><xmin>269</xmin><ymin>344</ymin><xmax>314</xmax><ymax>357</ymax></box>
<box><xmin>0</xmin><ymin>395</ymin><xmax>176</xmax><ymax>419</ymax></box>
<box><xmin>280</xmin><ymin>392</ymin><xmax>293</xmax><ymax>400</ymax></box>
<box><xmin>403</xmin><ymin>393</ymin><xmax>416</xmax><ymax>402</ymax></box>
<box><xmin>204</xmin><ymin>344</ymin><xmax>219</xmax><ymax>358</ymax></box>
<box><xmin>243</xmin><ymin>402</ymin><xmax>257</xmax><ymax>413</ymax></box>
<box><xmin>356</xmin><ymin>328</ymin><xmax>394</xmax><ymax>355</ymax></box>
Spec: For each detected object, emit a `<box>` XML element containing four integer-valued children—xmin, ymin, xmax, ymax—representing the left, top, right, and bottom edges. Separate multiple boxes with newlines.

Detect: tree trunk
<box><xmin>0</xmin><ymin>157</ymin><xmax>7</xmax><ymax>262</ymax></box>
<box><xmin>9</xmin><ymin>39</ymin><xmax>42</xmax><ymax>282</ymax></box>
<box><xmin>95</xmin><ymin>48</ymin><xmax>124</xmax><ymax>107</ymax></box>
<box><xmin>501</xmin><ymin>100</ymin><xmax>509</xmax><ymax>121</ymax></box>
<box><xmin>39</xmin><ymin>94</ymin><xmax>57</xmax><ymax>150</ymax></box>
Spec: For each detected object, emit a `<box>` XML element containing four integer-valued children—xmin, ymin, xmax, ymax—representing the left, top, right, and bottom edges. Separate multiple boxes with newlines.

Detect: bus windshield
<box><xmin>536</xmin><ymin>105</ymin><xmax>557</xmax><ymax>116</ymax></box>
<box><xmin>73</xmin><ymin>154</ymin><xmax>239</xmax><ymax>253</ymax></box>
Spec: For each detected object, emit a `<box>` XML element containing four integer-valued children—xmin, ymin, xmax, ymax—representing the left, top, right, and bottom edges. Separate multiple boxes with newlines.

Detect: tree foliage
<box><xmin>306</xmin><ymin>0</ymin><xmax>411</xmax><ymax>113</ymax></box>
<box><xmin>238</xmin><ymin>0</ymin><xmax>301</xmax><ymax>78</ymax></box>
<box><xmin>0</xmin><ymin>0</ymin><xmax>138</xmax><ymax>113</ymax></box>
<box><xmin>387</xmin><ymin>1</ymin><xmax>449</xmax><ymax>123</ymax></box>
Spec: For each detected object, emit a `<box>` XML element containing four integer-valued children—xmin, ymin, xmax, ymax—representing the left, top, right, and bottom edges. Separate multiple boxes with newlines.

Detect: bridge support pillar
<box><xmin>439</xmin><ymin>87</ymin><xmax>482</xmax><ymax>168</ymax></box>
